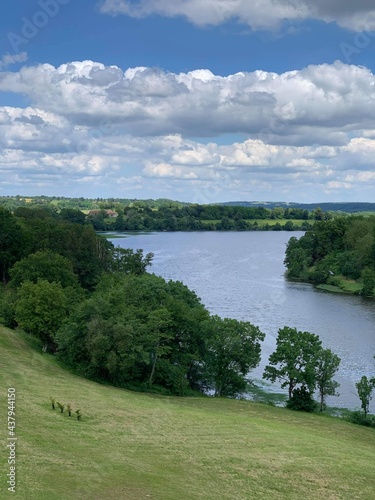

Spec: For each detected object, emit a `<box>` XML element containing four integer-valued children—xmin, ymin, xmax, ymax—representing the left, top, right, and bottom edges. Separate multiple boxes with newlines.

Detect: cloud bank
<box><xmin>1</xmin><ymin>59</ymin><xmax>375</xmax><ymax>200</ymax></box>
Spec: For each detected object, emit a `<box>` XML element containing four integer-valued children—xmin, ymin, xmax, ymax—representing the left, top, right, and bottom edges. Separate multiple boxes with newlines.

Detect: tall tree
<box><xmin>315</xmin><ymin>348</ymin><xmax>340</xmax><ymax>411</ymax></box>
<box><xmin>15</xmin><ymin>279</ymin><xmax>69</xmax><ymax>352</ymax></box>
<box><xmin>0</xmin><ymin>207</ymin><xmax>25</xmax><ymax>284</ymax></box>
<box><xmin>356</xmin><ymin>376</ymin><xmax>375</xmax><ymax>417</ymax></box>
<box><xmin>109</xmin><ymin>248</ymin><xmax>154</xmax><ymax>275</ymax></box>
<box><xmin>263</xmin><ymin>326</ymin><xmax>322</xmax><ymax>400</ymax></box>
<box><xmin>202</xmin><ymin>316</ymin><xmax>265</xmax><ymax>397</ymax></box>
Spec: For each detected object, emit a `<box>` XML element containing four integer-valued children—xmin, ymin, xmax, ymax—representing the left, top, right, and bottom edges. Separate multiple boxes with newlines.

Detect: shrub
<box><xmin>347</xmin><ymin>410</ymin><xmax>375</xmax><ymax>428</ymax></box>
<box><xmin>286</xmin><ymin>386</ymin><xmax>317</xmax><ymax>412</ymax></box>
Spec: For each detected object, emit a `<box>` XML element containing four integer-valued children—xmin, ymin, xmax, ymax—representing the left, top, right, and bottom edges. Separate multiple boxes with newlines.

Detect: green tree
<box><xmin>114</xmin><ymin>214</ymin><xmax>127</xmax><ymax>231</ymax></box>
<box><xmin>315</xmin><ymin>348</ymin><xmax>340</xmax><ymax>411</ymax></box>
<box><xmin>263</xmin><ymin>326</ymin><xmax>322</xmax><ymax>400</ymax></box>
<box><xmin>361</xmin><ymin>267</ymin><xmax>375</xmax><ymax>297</ymax></box>
<box><xmin>15</xmin><ymin>279</ymin><xmax>69</xmax><ymax>351</ymax></box>
<box><xmin>284</xmin><ymin>237</ymin><xmax>311</xmax><ymax>279</ymax></box>
<box><xmin>59</xmin><ymin>208</ymin><xmax>86</xmax><ymax>225</ymax></box>
<box><xmin>271</xmin><ymin>207</ymin><xmax>285</xmax><ymax>220</ymax></box>
<box><xmin>147</xmin><ymin>308</ymin><xmax>173</xmax><ymax>387</ymax></box>
<box><xmin>313</xmin><ymin>207</ymin><xmax>324</xmax><ymax>221</ymax></box>
<box><xmin>56</xmin><ymin>273</ymin><xmax>209</xmax><ymax>394</ymax></box>
<box><xmin>17</xmin><ymin>217</ymin><xmax>112</xmax><ymax>290</ymax></box>
<box><xmin>9</xmin><ymin>250</ymin><xmax>79</xmax><ymax>289</ymax></box>
<box><xmin>109</xmin><ymin>248</ymin><xmax>154</xmax><ymax>275</ymax></box>
<box><xmin>202</xmin><ymin>316</ymin><xmax>265</xmax><ymax>397</ymax></box>
<box><xmin>0</xmin><ymin>207</ymin><xmax>25</xmax><ymax>284</ymax></box>
<box><xmin>356</xmin><ymin>376</ymin><xmax>375</xmax><ymax>417</ymax></box>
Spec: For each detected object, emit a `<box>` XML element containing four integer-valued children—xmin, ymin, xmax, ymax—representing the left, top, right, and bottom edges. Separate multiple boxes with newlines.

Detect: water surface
<box><xmin>110</xmin><ymin>231</ymin><xmax>375</xmax><ymax>410</ymax></box>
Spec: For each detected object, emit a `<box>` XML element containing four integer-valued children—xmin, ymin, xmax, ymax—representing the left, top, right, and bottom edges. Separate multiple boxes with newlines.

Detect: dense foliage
<box><xmin>263</xmin><ymin>326</ymin><xmax>341</xmax><ymax>411</ymax></box>
<box><xmin>285</xmin><ymin>216</ymin><xmax>375</xmax><ymax>295</ymax></box>
<box><xmin>56</xmin><ymin>273</ymin><xmax>209</xmax><ymax>394</ymax></box>
<box><xmin>0</xmin><ymin>207</ymin><xmax>265</xmax><ymax>396</ymax></box>
<box><xmin>356</xmin><ymin>376</ymin><xmax>375</xmax><ymax>418</ymax></box>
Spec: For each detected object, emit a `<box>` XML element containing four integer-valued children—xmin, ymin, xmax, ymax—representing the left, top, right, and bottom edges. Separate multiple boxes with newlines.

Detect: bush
<box><xmin>327</xmin><ymin>276</ymin><xmax>341</xmax><ymax>287</ymax></box>
<box><xmin>286</xmin><ymin>386</ymin><xmax>317</xmax><ymax>412</ymax></box>
<box><xmin>346</xmin><ymin>410</ymin><xmax>375</xmax><ymax>427</ymax></box>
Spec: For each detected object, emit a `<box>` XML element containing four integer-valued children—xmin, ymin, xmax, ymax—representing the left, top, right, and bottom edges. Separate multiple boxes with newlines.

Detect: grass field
<box><xmin>1</xmin><ymin>326</ymin><xmax>375</xmax><ymax>499</ymax></box>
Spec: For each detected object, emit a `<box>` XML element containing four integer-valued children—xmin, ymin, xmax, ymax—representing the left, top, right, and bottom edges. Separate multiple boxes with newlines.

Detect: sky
<box><xmin>1</xmin><ymin>1</ymin><xmax>375</xmax><ymax>202</ymax></box>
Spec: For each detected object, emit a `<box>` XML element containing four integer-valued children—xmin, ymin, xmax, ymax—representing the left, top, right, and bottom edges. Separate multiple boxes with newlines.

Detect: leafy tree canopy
<box><xmin>201</xmin><ymin>315</ymin><xmax>265</xmax><ymax>397</ymax></box>
<box><xmin>9</xmin><ymin>250</ymin><xmax>79</xmax><ymax>289</ymax></box>
<box><xmin>263</xmin><ymin>326</ymin><xmax>322</xmax><ymax>399</ymax></box>
<box><xmin>15</xmin><ymin>279</ymin><xmax>71</xmax><ymax>351</ymax></box>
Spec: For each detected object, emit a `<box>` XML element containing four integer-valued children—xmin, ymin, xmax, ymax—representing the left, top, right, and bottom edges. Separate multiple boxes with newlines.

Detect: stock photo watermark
<box><xmin>340</xmin><ymin>30</ymin><xmax>375</xmax><ymax>63</ymax></box>
<box><xmin>6</xmin><ymin>388</ymin><xmax>17</xmax><ymax>494</ymax></box>
<box><xmin>6</xmin><ymin>0</ymin><xmax>72</xmax><ymax>55</ymax></box>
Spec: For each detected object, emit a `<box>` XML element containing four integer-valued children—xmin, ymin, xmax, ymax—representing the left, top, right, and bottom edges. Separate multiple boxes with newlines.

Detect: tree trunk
<box><xmin>148</xmin><ymin>352</ymin><xmax>158</xmax><ymax>387</ymax></box>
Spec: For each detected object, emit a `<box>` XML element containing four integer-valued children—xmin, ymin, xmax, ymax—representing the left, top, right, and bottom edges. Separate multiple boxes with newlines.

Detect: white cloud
<box><xmin>100</xmin><ymin>0</ymin><xmax>375</xmax><ymax>32</ymax></box>
<box><xmin>0</xmin><ymin>52</ymin><xmax>28</xmax><ymax>70</ymax></box>
<box><xmin>2</xmin><ymin>60</ymin><xmax>375</xmax><ymax>200</ymax></box>
<box><xmin>1</xmin><ymin>60</ymin><xmax>375</xmax><ymax>147</ymax></box>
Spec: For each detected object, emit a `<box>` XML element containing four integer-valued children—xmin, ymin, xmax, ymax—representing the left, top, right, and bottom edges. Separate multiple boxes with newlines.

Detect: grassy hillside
<box><xmin>1</xmin><ymin>326</ymin><xmax>375</xmax><ymax>499</ymax></box>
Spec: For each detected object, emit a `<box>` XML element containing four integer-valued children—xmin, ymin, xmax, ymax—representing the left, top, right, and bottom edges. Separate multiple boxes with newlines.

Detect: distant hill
<box><xmin>219</xmin><ymin>201</ymin><xmax>375</xmax><ymax>213</ymax></box>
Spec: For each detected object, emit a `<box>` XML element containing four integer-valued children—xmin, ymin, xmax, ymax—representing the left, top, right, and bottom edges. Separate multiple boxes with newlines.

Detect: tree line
<box><xmin>90</xmin><ymin>204</ymin><xmax>318</xmax><ymax>232</ymax></box>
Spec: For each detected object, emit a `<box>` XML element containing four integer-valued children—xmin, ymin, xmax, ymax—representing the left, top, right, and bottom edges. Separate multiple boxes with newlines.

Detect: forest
<box><xmin>0</xmin><ymin>206</ymin><xmax>265</xmax><ymax>397</ymax></box>
<box><xmin>285</xmin><ymin>215</ymin><xmax>375</xmax><ymax>296</ymax></box>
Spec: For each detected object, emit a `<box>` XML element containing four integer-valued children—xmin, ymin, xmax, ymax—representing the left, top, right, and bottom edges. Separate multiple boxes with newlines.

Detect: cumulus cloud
<box><xmin>1</xmin><ymin>60</ymin><xmax>375</xmax><ymax>146</ymax></box>
<box><xmin>2</xmin><ymin>59</ymin><xmax>375</xmax><ymax>199</ymax></box>
<box><xmin>100</xmin><ymin>0</ymin><xmax>375</xmax><ymax>31</ymax></box>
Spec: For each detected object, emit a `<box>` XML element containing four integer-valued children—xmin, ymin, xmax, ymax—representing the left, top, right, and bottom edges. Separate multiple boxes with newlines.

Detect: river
<box><xmin>109</xmin><ymin>231</ymin><xmax>375</xmax><ymax>410</ymax></box>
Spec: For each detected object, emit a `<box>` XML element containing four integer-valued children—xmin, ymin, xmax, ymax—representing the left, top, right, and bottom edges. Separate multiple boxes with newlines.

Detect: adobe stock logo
<box><xmin>7</xmin><ymin>0</ymin><xmax>72</xmax><ymax>53</ymax></box>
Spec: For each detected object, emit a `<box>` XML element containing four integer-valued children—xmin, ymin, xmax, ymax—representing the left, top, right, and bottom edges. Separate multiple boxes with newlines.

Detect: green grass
<box><xmin>1</xmin><ymin>327</ymin><xmax>375</xmax><ymax>499</ymax></box>
<box><xmin>338</xmin><ymin>278</ymin><xmax>363</xmax><ymax>294</ymax></box>
<box><xmin>317</xmin><ymin>278</ymin><xmax>363</xmax><ymax>295</ymax></box>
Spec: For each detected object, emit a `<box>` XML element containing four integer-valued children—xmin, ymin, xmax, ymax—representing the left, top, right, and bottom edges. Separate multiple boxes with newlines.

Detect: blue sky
<box><xmin>1</xmin><ymin>0</ymin><xmax>375</xmax><ymax>202</ymax></box>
